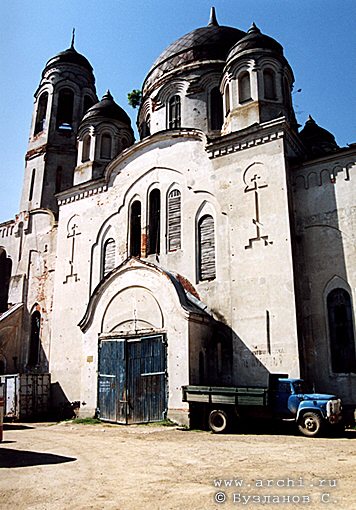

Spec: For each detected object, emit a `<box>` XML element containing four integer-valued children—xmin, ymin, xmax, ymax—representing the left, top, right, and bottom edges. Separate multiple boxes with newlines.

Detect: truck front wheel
<box><xmin>209</xmin><ymin>409</ymin><xmax>229</xmax><ymax>433</ymax></box>
<box><xmin>298</xmin><ymin>412</ymin><xmax>322</xmax><ymax>437</ymax></box>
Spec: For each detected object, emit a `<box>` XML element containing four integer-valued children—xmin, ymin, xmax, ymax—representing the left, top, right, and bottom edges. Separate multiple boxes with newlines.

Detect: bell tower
<box><xmin>20</xmin><ymin>35</ymin><xmax>97</xmax><ymax>215</ymax></box>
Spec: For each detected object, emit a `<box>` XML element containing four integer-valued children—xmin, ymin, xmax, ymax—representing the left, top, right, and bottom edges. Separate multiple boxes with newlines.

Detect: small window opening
<box><xmin>56</xmin><ymin>88</ymin><xmax>74</xmax><ymax>130</ymax></box>
<box><xmin>148</xmin><ymin>189</ymin><xmax>160</xmax><ymax>255</ymax></box>
<box><xmin>102</xmin><ymin>238</ymin><xmax>116</xmax><ymax>278</ymax></box>
<box><xmin>225</xmin><ymin>83</ymin><xmax>230</xmax><ymax>115</ymax></box>
<box><xmin>210</xmin><ymin>87</ymin><xmax>223</xmax><ymax>130</ymax></box>
<box><xmin>141</xmin><ymin>115</ymin><xmax>151</xmax><ymax>138</ymax></box>
<box><xmin>100</xmin><ymin>133</ymin><xmax>112</xmax><ymax>159</ymax></box>
<box><xmin>0</xmin><ymin>249</ymin><xmax>12</xmax><ymax>313</ymax></box>
<box><xmin>82</xmin><ymin>135</ymin><xmax>91</xmax><ymax>162</ymax></box>
<box><xmin>168</xmin><ymin>95</ymin><xmax>181</xmax><ymax>129</ymax></box>
<box><xmin>34</xmin><ymin>92</ymin><xmax>48</xmax><ymax>135</ymax></box>
<box><xmin>167</xmin><ymin>189</ymin><xmax>181</xmax><ymax>252</ymax></box>
<box><xmin>130</xmin><ymin>201</ymin><xmax>141</xmax><ymax>257</ymax></box>
<box><xmin>239</xmin><ymin>72</ymin><xmax>251</xmax><ymax>103</ymax></box>
<box><xmin>28</xmin><ymin>310</ymin><xmax>41</xmax><ymax>366</ymax></box>
<box><xmin>29</xmin><ymin>169</ymin><xmax>36</xmax><ymax>201</ymax></box>
<box><xmin>263</xmin><ymin>69</ymin><xmax>276</xmax><ymax>99</ymax></box>
<box><xmin>198</xmin><ymin>215</ymin><xmax>216</xmax><ymax>281</ymax></box>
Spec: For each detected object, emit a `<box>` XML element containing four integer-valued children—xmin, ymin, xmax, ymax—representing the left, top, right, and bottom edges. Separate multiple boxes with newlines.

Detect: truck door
<box><xmin>273</xmin><ymin>381</ymin><xmax>293</xmax><ymax>417</ymax></box>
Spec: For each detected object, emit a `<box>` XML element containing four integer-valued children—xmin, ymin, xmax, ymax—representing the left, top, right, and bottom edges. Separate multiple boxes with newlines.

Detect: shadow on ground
<box><xmin>0</xmin><ymin>448</ymin><xmax>76</xmax><ymax>468</ymax></box>
<box><xmin>3</xmin><ymin>423</ymin><xmax>35</xmax><ymax>431</ymax></box>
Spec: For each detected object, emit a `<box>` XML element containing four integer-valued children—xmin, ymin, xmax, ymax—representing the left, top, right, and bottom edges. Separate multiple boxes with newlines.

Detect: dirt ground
<box><xmin>0</xmin><ymin>421</ymin><xmax>356</xmax><ymax>510</ymax></box>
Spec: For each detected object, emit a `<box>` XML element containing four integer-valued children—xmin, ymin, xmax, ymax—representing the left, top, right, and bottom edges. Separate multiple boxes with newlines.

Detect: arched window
<box><xmin>34</xmin><ymin>92</ymin><xmax>48</xmax><ymax>135</ymax></box>
<box><xmin>141</xmin><ymin>115</ymin><xmax>151</xmax><ymax>138</ymax></box>
<box><xmin>0</xmin><ymin>248</ymin><xmax>12</xmax><ymax>313</ymax></box>
<box><xmin>29</xmin><ymin>169</ymin><xmax>36</xmax><ymax>201</ymax></box>
<box><xmin>167</xmin><ymin>189</ymin><xmax>181</xmax><ymax>251</ymax></box>
<box><xmin>56</xmin><ymin>88</ymin><xmax>74</xmax><ymax>130</ymax></box>
<box><xmin>102</xmin><ymin>238</ymin><xmax>116</xmax><ymax>277</ymax></box>
<box><xmin>130</xmin><ymin>201</ymin><xmax>141</xmax><ymax>257</ymax></box>
<box><xmin>168</xmin><ymin>95</ymin><xmax>181</xmax><ymax>129</ymax></box>
<box><xmin>198</xmin><ymin>215</ymin><xmax>216</xmax><ymax>281</ymax></box>
<box><xmin>28</xmin><ymin>310</ymin><xmax>41</xmax><ymax>366</ymax></box>
<box><xmin>210</xmin><ymin>87</ymin><xmax>223</xmax><ymax>130</ymax></box>
<box><xmin>82</xmin><ymin>135</ymin><xmax>91</xmax><ymax>162</ymax></box>
<box><xmin>263</xmin><ymin>69</ymin><xmax>276</xmax><ymax>99</ymax></box>
<box><xmin>83</xmin><ymin>95</ymin><xmax>94</xmax><ymax>114</ymax></box>
<box><xmin>327</xmin><ymin>289</ymin><xmax>356</xmax><ymax>373</ymax></box>
<box><xmin>239</xmin><ymin>72</ymin><xmax>251</xmax><ymax>103</ymax></box>
<box><xmin>100</xmin><ymin>133</ymin><xmax>112</xmax><ymax>159</ymax></box>
<box><xmin>148</xmin><ymin>189</ymin><xmax>161</xmax><ymax>255</ymax></box>
<box><xmin>224</xmin><ymin>83</ymin><xmax>230</xmax><ymax>115</ymax></box>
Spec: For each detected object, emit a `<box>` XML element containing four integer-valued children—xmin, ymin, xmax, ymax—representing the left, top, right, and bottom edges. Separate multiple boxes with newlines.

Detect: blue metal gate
<box><xmin>98</xmin><ymin>335</ymin><xmax>167</xmax><ymax>424</ymax></box>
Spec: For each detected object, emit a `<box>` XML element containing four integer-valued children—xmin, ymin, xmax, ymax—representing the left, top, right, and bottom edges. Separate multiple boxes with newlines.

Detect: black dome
<box><xmin>82</xmin><ymin>91</ymin><xmax>131</xmax><ymax>126</ymax></box>
<box><xmin>45</xmin><ymin>45</ymin><xmax>93</xmax><ymax>74</ymax></box>
<box><xmin>228</xmin><ymin>23</ymin><xmax>283</xmax><ymax>62</ymax></box>
<box><xmin>299</xmin><ymin>116</ymin><xmax>339</xmax><ymax>157</ymax></box>
<box><xmin>143</xmin><ymin>10</ymin><xmax>245</xmax><ymax>92</ymax></box>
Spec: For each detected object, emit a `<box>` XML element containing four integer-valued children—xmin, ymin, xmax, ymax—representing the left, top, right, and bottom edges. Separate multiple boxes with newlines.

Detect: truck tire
<box><xmin>298</xmin><ymin>412</ymin><xmax>322</xmax><ymax>437</ymax></box>
<box><xmin>208</xmin><ymin>409</ymin><xmax>229</xmax><ymax>433</ymax></box>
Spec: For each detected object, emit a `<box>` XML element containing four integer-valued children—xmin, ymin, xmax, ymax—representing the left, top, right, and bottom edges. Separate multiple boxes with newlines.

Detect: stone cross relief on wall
<box><xmin>243</xmin><ymin>163</ymin><xmax>273</xmax><ymax>249</ymax></box>
<box><xmin>64</xmin><ymin>215</ymin><xmax>81</xmax><ymax>283</ymax></box>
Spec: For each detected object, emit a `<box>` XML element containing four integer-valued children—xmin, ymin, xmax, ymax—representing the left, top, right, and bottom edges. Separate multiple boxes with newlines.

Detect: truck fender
<box><xmin>296</xmin><ymin>401</ymin><xmax>326</xmax><ymax>422</ymax></box>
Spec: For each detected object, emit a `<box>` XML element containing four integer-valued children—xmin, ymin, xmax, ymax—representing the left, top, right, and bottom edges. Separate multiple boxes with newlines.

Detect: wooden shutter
<box><xmin>199</xmin><ymin>215</ymin><xmax>216</xmax><ymax>280</ymax></box>
<box><xmin>168</xmin><ymin>190</ymin><xmax>181</xmax><ymax>251</ymax></box>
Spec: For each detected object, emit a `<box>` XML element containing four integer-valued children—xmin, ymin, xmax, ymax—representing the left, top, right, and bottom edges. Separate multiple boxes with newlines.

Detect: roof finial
<box><xmin>248</xmin><ymin>22</ymin><xmax>261</xmax><ymax>34</ymax></box>
<box><xmin>71</xmin><ymin>28</ymin><xmax>75</xmax><ymax>49</ymax></box>
<box><xmin>208</xmin><ymin>6</ymin><xmax>218</xmax><ymax>27</ymax></box>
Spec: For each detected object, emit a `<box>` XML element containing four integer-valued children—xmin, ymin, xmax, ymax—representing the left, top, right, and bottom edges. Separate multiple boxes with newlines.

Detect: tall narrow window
<box><xmin>327</xmin><ymin>289</ymin><xmax>356</xmax><ymax>373</ymax></box>
<box><xmin>102</xmin><ymin>238</ymin><xmax>116</xmax><ymax>277</ymax></box>
<box><xmin>130</xmin><ymin>201</ymin><xmax>141</xmax><ymax>257</ymax></box>
<box><xmin>167</xmin><ymin>189</ymin><xmax>181</xmax><ymax>251</ymax></box>
<box><xmin>0</xmin><ymin>248</ymin><xmax>12</xmax><ymax>313</ymax></box>
<box><xmin>225</xmin><ymin>83</ymin><xmax>230</xmax><ymax>115</ymax></box>
<box><xmin>283</xmin><ymin>77</ymin><xmax>291</xmax><ymax>109</ymax></box>
<box><xmin>29</xmin><ymin>169</ymin><xmax>36</xmax><ymax>201</ymax></box>
<box><xmin>34</xmin><ymin>92</ymin><xmax>48</xmax><ymax>135</ymax></box>
<box><xmin>198</xmin><ymin>215</ymin><xmax>216</xmax><ymax>281</ymax></box>
<box><xmin>56</xmin><ymin>88</ymin><xmax>74</xmax><ymax>130</ymax></box>
<box><xmin>210</xmin><ymin>87</ymin><xmax>223</xmax><ymax>130</ymax></box>
<box><xmin>141</xmin><ymin>115</ymin><xmax>151</xmax><ymax>138</ymax></box>
<box><xmin>148</xmin><ymin>189</ymin><xmax>160</xmax><ymax>255</ymax></box>
<box><xmin>82</xmin><ymin>135</ymin><xmax>91</xmax><ymax>162</ymax></box>
<box><xmin>239</xmin><ymin>72</ymin><xmax>251</xmax><ymax>103</ymax></box>
<box><xmin>100</xmin><ymin>133</ymin><xmax>112</xmax><ymax>159</ymax></box>
<box><xmin>168</xmin><ymin>95</ymin><xmax>181</xmax><ymax>129</ymax></box>
<box><xmin>28</xmin><ymin>310</ymin><xmax>41</xmax><ymax>366</ymax></box>
<box><xmin>263</xmin><ymin>69</ymin><xmax>276</xmax><ymax>99</ymax></box>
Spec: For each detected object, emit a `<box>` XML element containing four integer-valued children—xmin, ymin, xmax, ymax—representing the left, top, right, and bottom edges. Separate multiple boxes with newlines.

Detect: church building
<box><xmin>0</xmin><ymin>9</ymin><xmax>355</xmax><ymax>425</ymax></box>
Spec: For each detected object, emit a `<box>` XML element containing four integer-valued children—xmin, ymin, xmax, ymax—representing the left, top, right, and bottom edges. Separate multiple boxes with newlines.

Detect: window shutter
<box><xmin>199</xmin><ymin>215</ymin><xmax>216</xmax><ymax>280</ymax></box>
<box><xmin>168</xmin><ymin>189</ymin><xmax>181</xmax><ymax>251</ymax></box>
<box><xmin>103</xmin><ymin>239</ymin><xmax>115</xmax><ymax>277</ymax></box>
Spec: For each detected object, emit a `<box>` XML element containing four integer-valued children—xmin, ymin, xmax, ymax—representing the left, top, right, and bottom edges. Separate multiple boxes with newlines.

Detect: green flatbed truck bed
<box><xmin>182</xmin><ymin>385</ymin><xmax>269</xmax><ymax>407</ymax></box>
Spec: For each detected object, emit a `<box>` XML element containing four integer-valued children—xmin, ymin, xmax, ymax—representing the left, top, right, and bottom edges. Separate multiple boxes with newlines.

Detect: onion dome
<box><xmin>44</xmin><ymin>32</ymin><xmax>93</xmax><ymax>75</ymax></box>
<box><xmin>143</xmin><ymin>7</ymin><xmax>245</xmax><ymax>93</ymax></box>
<box><xmin>82</xmin><ymin>90</ymin><xmax>132</xmax><ymax>126</ymax></box>
<box><xmin>227</xmin><ymin>23</ymin><xmax>283</xmax><ymax>62</ymax></box>
<box><xmin>299</xmin><ymin>116</ymin><xmax>339</xmax><ymax>157</ymax></box>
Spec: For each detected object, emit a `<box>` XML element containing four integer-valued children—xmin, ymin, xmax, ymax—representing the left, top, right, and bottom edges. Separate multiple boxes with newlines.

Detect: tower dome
<box><xmin>143</xmin><ymin>8</ymin><xmax>245</xmax><ymax>94</ymax></box>
<box><xmin>299</xmin><ymin>116</ymin><xmax>339</xmax><ymax>157</ymax></box>
<box><xmin>227</xmin><ymin>23</ymin><xmax>283</xmax><ymax>63</ymax></box>
<box><xmin>82</xmin><ymin>90</ymin><xmax>131</xmax><ymax>125</ymax></box>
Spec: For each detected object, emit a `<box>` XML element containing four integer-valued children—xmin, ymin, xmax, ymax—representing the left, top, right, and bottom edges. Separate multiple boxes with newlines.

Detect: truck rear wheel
<box><xmin>298</xmin><ymin>412</ymin><xmax>322</xmax><ymax>437</ymax></box>
<box><xmin>208</xmin><ymin>409</ymin><xmax>229</xmax><ymax>433</ymax></box>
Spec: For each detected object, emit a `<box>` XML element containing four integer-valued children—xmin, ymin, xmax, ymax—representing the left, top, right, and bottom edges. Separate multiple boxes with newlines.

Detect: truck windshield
<box><xmin>292</xmin><ymin>381</ymin><xmax>307</xmax><ymax>394</ymax></box>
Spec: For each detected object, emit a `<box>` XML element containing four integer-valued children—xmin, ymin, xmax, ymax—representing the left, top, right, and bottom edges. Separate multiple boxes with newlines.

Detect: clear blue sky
<box><xmin>0</xmin><ymin>0</ymin><xmax>355</xmax><ymax>223</ymax></box>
